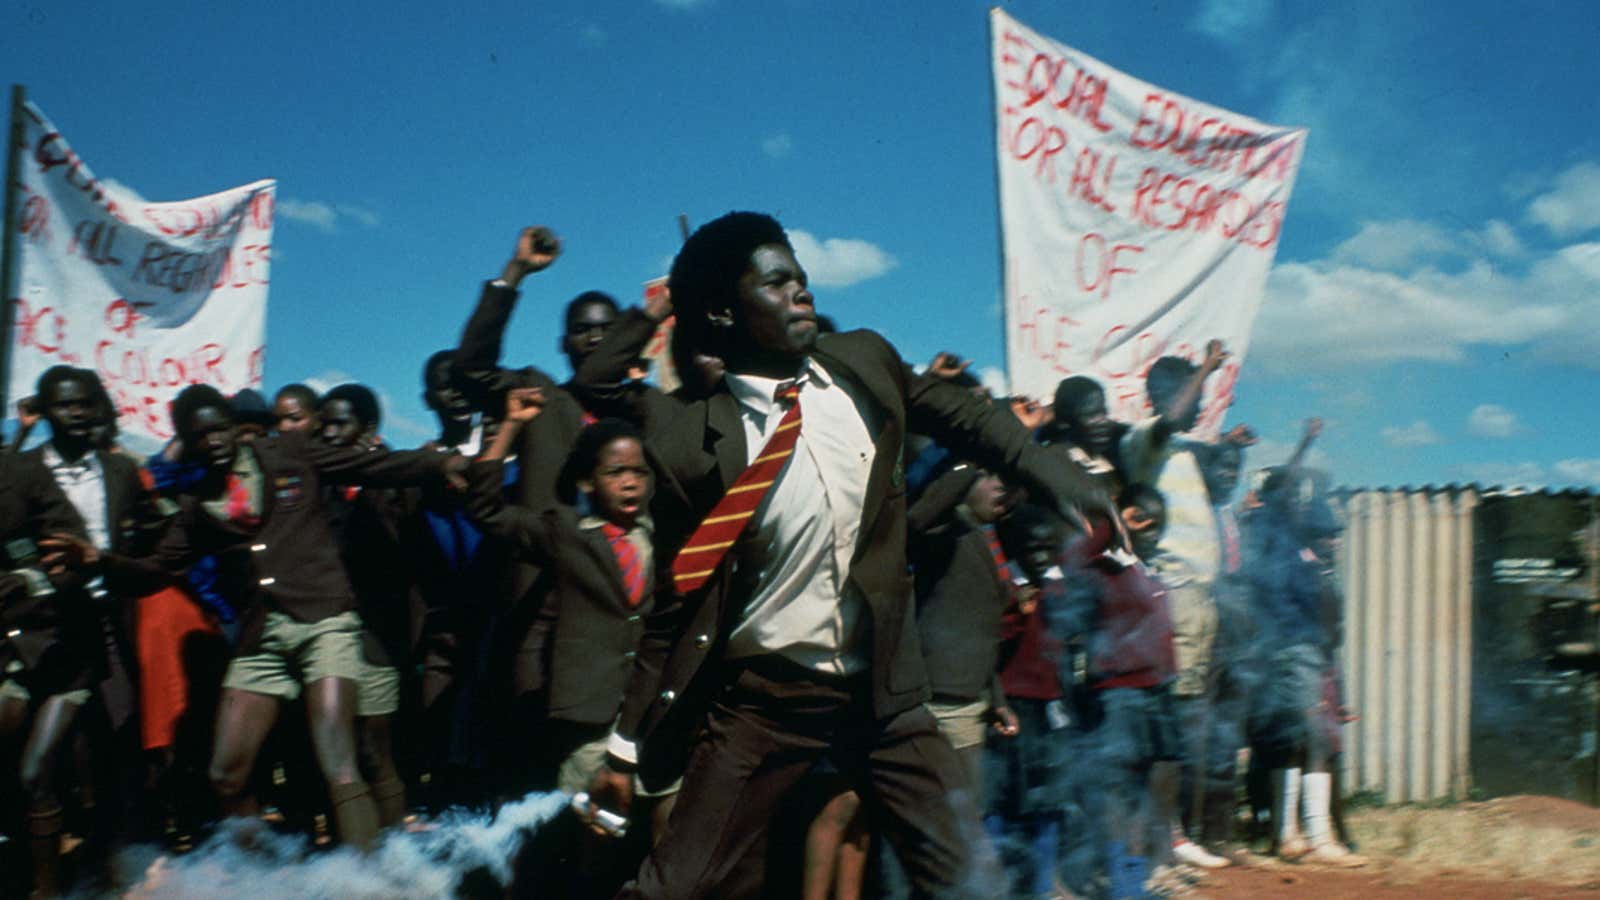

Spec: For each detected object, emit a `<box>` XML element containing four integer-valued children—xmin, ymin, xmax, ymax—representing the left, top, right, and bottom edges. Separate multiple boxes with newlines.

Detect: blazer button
<box><xmin>624</xmin><ymin>650</ymin><xmax>637</xmax><ymax>660</ymax></box>
<box><xmin>250</xmin><ymin>543</ymin><xmax>267</xmax><ymax>552</ymax></box>
<box><xmin>627</xmin><ymin>614</ymin><xmax>641</xmax><ymax>623</ymax></box>
<box><xmin>694</xmin><ymin>633</ymin><xmax>710</xmax><ymax>649</ymax></box>
<box><xmin>5</xmin><ymin>628</ymin><xmax>20</xmax><ymax>638</ymax></box>
<box><xmin>258</xmin><ymin>577</ymin><xmax>276</xmax><ymax>587</ymax></box>
<box><xmin>658</xmin><ymin>689</ymin><xmax>676</xmax><ymax>705</ymax></box>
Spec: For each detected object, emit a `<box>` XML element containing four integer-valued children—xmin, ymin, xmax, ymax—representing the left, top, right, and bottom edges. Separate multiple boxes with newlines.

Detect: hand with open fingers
<box><xmin>927</xmin><ymin>352</ymin><xmax>971</xmax><ymax>381</ymax></box>
<box><xmin>1015</xmin><ymin>584</ymin><xmax>1041</xmax><ymax>617</ymax></box>
<box><xmin>584</xmin><ymin>763</ymin><xmax>634</xmax><ymax>837</ymax></box>
<box><xmin>988</xmin><ymin>705</ymin><xmax>1021</xmax><ymax>738</ymax></box>
<box><xmin>505</xmin><ymin>387</ymin><xmax>546</xmax><ymax>423</ymax></box>
<box><xmin>1304</xmin><ymin>417</ymin><xmax>1324</xmax><ymax>441</ymax></box>
<box><xmin>1201</xmin><ymin>338</ymin><xmax>1229</xmax><ymax>372</ymax></box>
<box><xmin>16</xmin><ymin>396</ymin><xmax>39</xmax><ymax>429</ymax></box>
<box><xmin>39</xmin><ymin>533</ymin><xmax>98</xmax><ymax>576</ymax></box>
<box><xmin>1010</xmin><ymin>396</ymin><xmax>1053</xmax><ymax>431</ymax></box>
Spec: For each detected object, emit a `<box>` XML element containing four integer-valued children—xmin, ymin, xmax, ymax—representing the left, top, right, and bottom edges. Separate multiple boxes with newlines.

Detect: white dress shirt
<box><xmin>43</xmin><ymin>444</ymin><xmax>109</xmax><ymax>598</ymax></box>
<box><xmin>722</xmin><ymin>358</ymin><xmax>877</xmax><ymax>675</ymax></box>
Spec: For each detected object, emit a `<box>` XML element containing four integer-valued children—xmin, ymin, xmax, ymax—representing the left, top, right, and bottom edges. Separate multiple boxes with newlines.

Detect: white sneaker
<box><xmin>1172</xmin><ymin>838</ymin><xmax>1231</xmax><ymax>869</ymax></box>
<box><xmin>1304</xmin><ymin>839</ymin><xmax>1368</xmax><ymax>868</ymax></box>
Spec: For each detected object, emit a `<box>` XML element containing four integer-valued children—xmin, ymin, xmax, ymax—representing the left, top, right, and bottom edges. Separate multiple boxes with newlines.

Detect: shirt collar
<box><xmin>724</xmin><ymin>358</ymin><xmax>831</xmax><ymax>418</ymax></box>
<box><xmin>42</xmin><ymin>443</ymin><xmax>101</xmax><ymax>476</ymax></box>
<box><xmin>580</xmin><ymin>514</ymin><xmax>654</xmax><ymax>536</ymax></box>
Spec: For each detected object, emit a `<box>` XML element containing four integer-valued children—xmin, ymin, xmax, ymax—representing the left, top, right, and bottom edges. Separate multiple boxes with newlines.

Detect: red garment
<box><xmin>671</xmin><ymin>381</ymin><xmax>801</xmax><ymax>593</ymax></box>
<box><xmin>136</xmin><ymin>587</ymin><xmax>222</xmax><ymax>751</ymax></box>
<box><xmin>602</xmin><ymin>522</ymin><xmax>647</xmax><ymax>607</ymax></box>
<box><xmin>1090</xmin><ymin>553</ymin><xmax>1176</xmax><ymax>691</ymax></box>
<box><xmin>999</xmin><ymin>606</ymin><xmax>1063</xmax><ymax>700</ymax></box>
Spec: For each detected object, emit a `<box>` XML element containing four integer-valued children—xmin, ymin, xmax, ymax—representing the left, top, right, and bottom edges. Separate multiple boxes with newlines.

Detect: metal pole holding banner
<box><xmin>986</xmin><ymin>9</ymin><xmax>1010</xmax><ymax>399</ymax></box>
<box><xmin>0</xmin><ymin>84</ymin><xmax>27</xmax><ymax>413</ymax></box>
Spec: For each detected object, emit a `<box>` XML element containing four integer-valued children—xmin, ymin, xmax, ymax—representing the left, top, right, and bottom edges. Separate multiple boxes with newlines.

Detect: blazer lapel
<box><xmin>579</xmin><ymin>525</ymin><xmax>631</xmax><ymax>609</ymax></box>
<box><xmin>813</xmin><ymin>340</ymin><xmax>903</xmax><ymax>561</ymax></box>
<box><xmin>706</xmin><ymin>391</ymin><xmax>748</xmax><ymax>493</ymax></box>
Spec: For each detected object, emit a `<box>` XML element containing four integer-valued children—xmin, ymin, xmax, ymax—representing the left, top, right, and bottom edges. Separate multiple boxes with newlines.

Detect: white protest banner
<box><xmin>991</xmin><ymin>9</ymin><xmax>1306</xmax><ymax>435</ymax></box>
<box><xmin>6</xmin><ymin>98</ymin><xmax>273</xmax><ymax>445</ymax></box>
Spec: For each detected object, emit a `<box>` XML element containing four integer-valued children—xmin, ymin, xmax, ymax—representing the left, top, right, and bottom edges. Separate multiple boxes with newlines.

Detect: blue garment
<box><xmin>143</xmin><ymin>452</ymin><xmax>236</xmax><ymax>624</ymax></box>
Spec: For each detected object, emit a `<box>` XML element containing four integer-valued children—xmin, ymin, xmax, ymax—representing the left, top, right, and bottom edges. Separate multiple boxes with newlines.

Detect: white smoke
<box><xmin>119</xmin><ymin>791</ymin><xmax>569</xmax><ymax>899</ymax></box>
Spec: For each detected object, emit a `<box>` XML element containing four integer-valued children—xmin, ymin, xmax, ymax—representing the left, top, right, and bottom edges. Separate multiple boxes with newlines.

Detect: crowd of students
<box><xmin>0</xmin><ymin>213</ymin><xmax>1358</xmax><ymax>899</ymax></box>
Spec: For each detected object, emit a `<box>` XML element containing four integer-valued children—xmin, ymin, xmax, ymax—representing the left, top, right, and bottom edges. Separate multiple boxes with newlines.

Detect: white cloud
<box><xmin>1457</xmin><ymin>461</ymin><xmax>1546</xmax><ymax>487</ymax></box>
<box><xmin>1193</xmin><ymin>0</ymin><xmax>1272</xmax><ymax>43</ymax></box>
<box><xmin>1331</xmin><ymin>219</ymin><xmax>1459</xmax><ymax>271</ymax></box>
<box><xmin>302</xmin><ymin>369</ymin><xmax>354</xmax><ymax>394</ymax></box>
<box><xmin>1552</xmin><ymin>458</ymin><xmax>1600</xmax><ymax>486</ymax></box>
<box><xmin>1381</xmin><ymin>420</ymin><xmax>1440</xmax><ymax>448</ymax></box>
<box><xmin>1527</xmin><ymin>162</ymin><xmax>1600</xmax><ymax>237</ymax></box>
<box><xmin>276</xmin><ymin>199</ymin><xmax>337</xmax><ymax>231</ymax></box>
<box><xmin>1478</xmin><ymin>219</ymin><xmax>1524</xmax><ymax>258</ymax></box>
<box><xmin>761</xmin><ymin>133</ymin><xmax>793</xmax><ymax>159</ymax></box>
<box><xmin>1467</xmin><ymin>404</ymin><xmax>1521</xmax><ymax>439</ymax></box>
<box><xmin>787</xmin><ymin>229</ymin><xmax>897</xmax><ymax>288</ymax></box>
<box><xmin>276</xmin><ymin>198</ymin><xmax>381</xmax><ymax>233</ymax></box>
<box><xmin>654</xmin><ymin>0</ymin><xmax>709</xmax><ymax>9</ymax></box>
<box><xmin>1251</xmin><ymin>214</ymin><xmax>1600</xmax><ymax>374</ymax></box>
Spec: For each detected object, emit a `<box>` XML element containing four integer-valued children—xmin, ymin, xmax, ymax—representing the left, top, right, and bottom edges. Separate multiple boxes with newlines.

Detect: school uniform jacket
<box><xmin>129</xmin><ymin>432</ymin><xmax>447</xmax><ymax>657</ymax></box>
<box><xmin>465</xmin><ymin>458</ymin><xmax>656</xmax><ymax>725</ymax></box>
<box><xmin>0</xmin><ymin>450</ymin><xmax>90</xmax><ymax>686</ymax></box>
<box><xmin>576</xmin><ymin>316</ymin><xmax>1102</xmax><ymax>788</ymax></box>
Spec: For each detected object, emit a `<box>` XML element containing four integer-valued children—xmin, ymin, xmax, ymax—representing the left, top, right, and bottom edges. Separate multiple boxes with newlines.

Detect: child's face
<box><xmin>1121</xmin><ymin>498</ymin><xmax>1167</xmax><ymax>560</ymax></box>
<box><xmin>583</xmin><ymin>437</ymin><xmax>652</xmax><ymax>528</ymax></box>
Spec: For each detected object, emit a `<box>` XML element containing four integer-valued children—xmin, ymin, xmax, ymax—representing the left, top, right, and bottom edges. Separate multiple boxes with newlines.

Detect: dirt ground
<box><xmin>1190</xmin><ymin>795</ymin><xmax>1600</xmax><ymax>898</ymax></box>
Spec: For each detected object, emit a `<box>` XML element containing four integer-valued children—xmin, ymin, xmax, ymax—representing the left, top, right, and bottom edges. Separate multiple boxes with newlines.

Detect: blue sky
<box><xmin>5</xmin><ymin>0</ymin><xmax>1599</xmax><ymax>488</ymax></box>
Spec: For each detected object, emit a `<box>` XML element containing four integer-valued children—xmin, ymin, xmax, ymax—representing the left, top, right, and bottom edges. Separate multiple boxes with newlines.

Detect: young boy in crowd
<box><xmin>467</xmin><ymin>387</ymin><xmax>672</xmax><ymax>897</ymax></box>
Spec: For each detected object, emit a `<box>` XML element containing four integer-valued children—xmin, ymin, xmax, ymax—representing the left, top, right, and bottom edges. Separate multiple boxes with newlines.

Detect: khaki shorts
<box><xmin>0</xmin><ymin>660</ymin><xmax>90</xmax><ymax>707</ymax></box>
<box><xmin>356</xmin><ymin>660</ymin><xmax>400</xmax><ymax>718</ymax></box>
<box><xmin>927</xmin><ymin>697</ymin><xmax>989</xmax><ymax>751</ymax></box>
<box><xmin>223</xmin><ymin>610</ymin><xmax>365</xmax><ymax>700</ymax></box>
<box><xmin>557</xmin><ymin>735</ymin><xmax>680</xmax><ymax>799</ymax></box>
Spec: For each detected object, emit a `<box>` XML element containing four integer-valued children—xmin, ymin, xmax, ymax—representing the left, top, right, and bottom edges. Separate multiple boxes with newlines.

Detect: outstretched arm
<box><xmin>465</xmin><ymin>388</ymin><xmax>557</xmax><ymax>562</ymax></box>
<box><xmin>454</xmin><ymin>226</ymin><xmax>565</xmax><ymax>406</ymax></box>
<box><xmin>1152</xmin><ymin>339</ymin><xmax>1227</xmax><ymax>443</ymax></box>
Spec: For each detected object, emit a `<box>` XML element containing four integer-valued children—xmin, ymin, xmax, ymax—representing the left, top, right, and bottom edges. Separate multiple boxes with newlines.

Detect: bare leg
<box><xmin>357</xmin><ymin>715</ymin><xmax>406</xmax><ymax>828</ymax></box>
<box><xmin>834</xmin><ymin>802</ymin><xmax>871</xmax><ymax>900</ymax></box>
<box><xmin>304</xmin><ymin>677</ymin><xmax>377</xmax><ymax>849</ymax></box>
<box><xmin>208</xmin><ymin>688</ymin><xmax>282</xmax><ymax>820</ymax></box>
<box><xmin>20</xmin><ymin>694</ymin><xmax>87</xmax><ymax>899</ymax></box>
<box><xmin>803</xmin><ymin>789</ymin><xmax>860</xmax><ymax>900</ymax></box>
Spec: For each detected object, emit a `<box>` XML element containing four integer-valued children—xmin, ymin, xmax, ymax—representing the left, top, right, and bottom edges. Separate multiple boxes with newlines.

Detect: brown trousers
<box><xmin>621</xmin><ymin>656</ymin><xmax>996</xmax><ymax>899</ymax></box>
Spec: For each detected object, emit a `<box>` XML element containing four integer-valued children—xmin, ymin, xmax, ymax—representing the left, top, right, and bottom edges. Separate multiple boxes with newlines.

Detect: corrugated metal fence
<box><xmin>1337</xmin><ymin>488</ymin><xmax>1478</xmax><ymax>803</ymax></box>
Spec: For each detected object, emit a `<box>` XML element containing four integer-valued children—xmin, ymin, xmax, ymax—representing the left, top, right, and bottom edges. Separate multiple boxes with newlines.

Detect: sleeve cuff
<box><xmin>605</xmin><ymin>732</ymin><xmax>639</xmax><ymax>768</ymax></box>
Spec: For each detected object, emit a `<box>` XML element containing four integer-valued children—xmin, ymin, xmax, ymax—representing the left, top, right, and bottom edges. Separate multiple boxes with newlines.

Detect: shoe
<box><xmin>1304</xmin><ymin>840</ymin><xmax>1368</xmax><ymax>868</ymax></box>
<box><xmin>1276</xmin><ymin>834</ymin><xmax>1311</xmax><ymax>859</ymax></box>
<box><xmin>1172</xmin><ymin>838</ymin><xmax>1231</xmax><ymax>869</ymax></box>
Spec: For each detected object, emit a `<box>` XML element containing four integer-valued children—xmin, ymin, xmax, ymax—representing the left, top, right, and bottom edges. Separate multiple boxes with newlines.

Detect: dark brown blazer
<box><xmin>0</xmin><ymin>449</ymin><xmax>90</xmax><ymax>685</ymax></box>
<box><xmin>576</xmin><ymin>320</ymin><xmax>1100</xmax><ymax>788</ymax></box>
<box><xmin>466</xmin><ymin>458</ymin><xmax>655</xmax><ymax>726</ymax></box>
<box><xmin>143</xmin><ymin>432</ymin><xmax>446</xmax><ymax>656</ymax></box>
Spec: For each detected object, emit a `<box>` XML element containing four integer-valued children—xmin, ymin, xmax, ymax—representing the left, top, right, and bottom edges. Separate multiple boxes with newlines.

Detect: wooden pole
<box><xmin>0</xmin><ymin>85</ymin><xmax>27</xmax><ymax>413</ymax></box>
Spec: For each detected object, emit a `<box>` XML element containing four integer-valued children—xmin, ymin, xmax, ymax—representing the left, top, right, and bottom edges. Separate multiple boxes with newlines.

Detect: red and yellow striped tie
<box><xmin>671</xmin><ymin>381</ymin><xmax>802</xmax><ymax>593</ymax></box>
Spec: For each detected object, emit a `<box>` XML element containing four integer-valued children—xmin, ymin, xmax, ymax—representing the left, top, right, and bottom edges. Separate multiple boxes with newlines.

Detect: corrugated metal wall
<box><xmin>1338</xmin><ymin>488</ymin><xmax>1478</xmax><ymax>803</ymax></box>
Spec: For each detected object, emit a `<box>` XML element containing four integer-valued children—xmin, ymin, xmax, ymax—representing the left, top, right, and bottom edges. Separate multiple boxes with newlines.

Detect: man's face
<box><xmin>562</xmin><ymin>301</ymin><xmax>617</xmax><ymax>368</ymax></box>
<box><xmin>1204</xmin><ymin>447</ymin><xmax>1242</xmax><ymax>503</ymax></box>
<box><xmin>733</xmin><ymin>244</ymin><xmax>817</xmax><ymax>362</ymax></box>
<box><xmin>965</xmin><ymin>472</ymin><xmax>1015</xmax><ymax>525</ymax></box>
<box><xmin>1064</xmin><ymin>390</ymin><xmax>1113</xmax><ymax>456</ymax></box>
<box><xmin>319</xmin><ymin>399</ymin><xmax>368</xmax><ymax>448</ymax></box>
<box><xmin>274</xmin><ymin>395</ymin><xmax>316</xmax><ymax>435</ymax></box>
<box><xmin>423</xmin><ymin>360</ymin><xmax>472</xmax><ymax>423</ymax></box>
<box><xmin>42</xmin><ymin>379</ymin><xmax>95</xmax><ymax>449</ymax></box>
<box><xmin>183</xmin><ymin>405</ymin><xmax>238</xmax><ymax>471</ymax></box>
<box><xmin>581</xmin><ymin>437</ymin><xmax>652</xmax><ymax>530</ymax></box>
